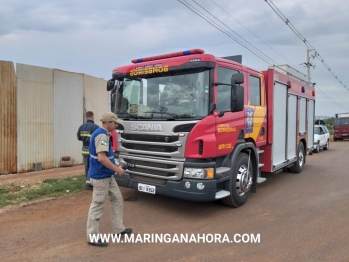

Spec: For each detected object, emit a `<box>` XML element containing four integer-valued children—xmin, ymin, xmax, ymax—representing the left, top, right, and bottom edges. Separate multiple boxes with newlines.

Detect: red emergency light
<box><xmin>131</xmin><ymin>49</ymin><xmax>205</xmax><ymax>63</ymax></box>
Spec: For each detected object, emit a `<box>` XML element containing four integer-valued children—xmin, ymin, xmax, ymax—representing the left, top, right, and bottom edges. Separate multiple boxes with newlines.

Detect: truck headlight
<box><xmin>184</xmin><ymin>168</ymin><xmax>214</xmax><ymax>179</ymax></box>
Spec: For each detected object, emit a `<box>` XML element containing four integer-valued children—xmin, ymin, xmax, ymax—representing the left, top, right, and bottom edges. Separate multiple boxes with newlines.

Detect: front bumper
<box><xmin>114</xmin><ymin>174</ymin><xmax>220</xmax><ymax>202</ymax></box>
<box><xmin>334</xmin><ymin>134</ymin><xmax>348</xmax><ymax>138</ymax></box>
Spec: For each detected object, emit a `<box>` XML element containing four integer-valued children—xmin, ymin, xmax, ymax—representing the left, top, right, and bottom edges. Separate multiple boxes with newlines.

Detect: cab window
<box><xmin>216</xmin><ymin>67</ymin><xmax>238</xmax><ymax>111</ymax></box>
<box><xmin>249</xmin><ymin>75</ymin><xmax>261</xmax><ymax>106</ymax></box>
<box><xmin>314</xmin><ymin>127</ymin><xmax>320</xmax><ymax>134</ymax></box>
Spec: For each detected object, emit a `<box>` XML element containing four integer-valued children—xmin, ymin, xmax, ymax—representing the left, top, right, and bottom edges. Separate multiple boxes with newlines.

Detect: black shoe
<box><xmin>85</xmin><ymin>184</ymin><xmax>93</xmax><ymax>190</ymax></box>
<box><xmin>117</xmin><ymin>228</ymin><xmax>132</xmax><ymax>236</ymax></box>
<box><xmin>87</xmin><ymin>239</ymin><xmax>108</xmax><ymax>247</ymax></box>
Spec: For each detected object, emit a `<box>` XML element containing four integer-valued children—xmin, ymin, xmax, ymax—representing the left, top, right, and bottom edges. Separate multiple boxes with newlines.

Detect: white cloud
<box><xmin>0</xmin><ymin>0</ymin><xmax>348</xmax><ymax>116</ymax></box>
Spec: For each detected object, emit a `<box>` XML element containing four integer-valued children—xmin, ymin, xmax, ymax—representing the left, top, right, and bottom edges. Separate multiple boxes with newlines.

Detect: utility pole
<box><xmin>307</xmin><ymin>49</ymin><xmax>311</xmax><ymax>84</ymax></box>
<box><xmin>305</xmin><ymin>49</ymin><xmax>318</xmax><ymax>85</ymax></box>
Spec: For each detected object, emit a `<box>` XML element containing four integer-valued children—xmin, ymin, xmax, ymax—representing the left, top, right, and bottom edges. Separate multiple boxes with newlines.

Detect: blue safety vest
<box><xmin>89</xmin><ymin>127</ymin><xmax>115</xmax><ymax>179</ymax></box>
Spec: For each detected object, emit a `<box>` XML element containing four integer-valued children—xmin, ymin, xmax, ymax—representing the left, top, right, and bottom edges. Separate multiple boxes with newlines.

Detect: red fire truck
<box><xmin>106</xmin><ymin>49</ymin><xmax>315</xmax><ymax>207</ymax></box>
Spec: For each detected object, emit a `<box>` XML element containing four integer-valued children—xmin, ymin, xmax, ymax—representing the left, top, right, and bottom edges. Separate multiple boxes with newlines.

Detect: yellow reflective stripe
<box><xmin>80</xmin><ymin>134</ymin><xmax>91</xmax><ymax>137</ymax></box>
<box><xmin>82</xmin><ymin>150</ymin><xmax>89</xmax><ymax>154</ymax></box>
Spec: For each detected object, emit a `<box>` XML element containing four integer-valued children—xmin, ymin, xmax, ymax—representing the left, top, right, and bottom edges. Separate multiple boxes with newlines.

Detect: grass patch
<box><xmin>0</xmin><ymin>175</ymin><xmax>86</xmax><ymax>208</ymax></box>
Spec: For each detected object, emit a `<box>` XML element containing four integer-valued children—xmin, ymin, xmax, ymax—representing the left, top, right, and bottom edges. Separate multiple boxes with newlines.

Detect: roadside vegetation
<box><xmin>323</xmin><ymin>117</ymin><xmax>334</xmax><ymax>135</ymax></box>
<box><xmin>0</xmin><ymin>175</ymin><xmax>86</xmax><ymax>208</ymax></box>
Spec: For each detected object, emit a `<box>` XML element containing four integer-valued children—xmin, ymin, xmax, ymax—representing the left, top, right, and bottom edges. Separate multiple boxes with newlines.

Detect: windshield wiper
<box><xmin>118</xmin><ymin>112</ymin><xmax>140</xmax><ymax>119</ymax></box>
<box><xmin>144</xmin><ymin>111</ymin><xmax>181</xmax><ymax>119</ymax></box>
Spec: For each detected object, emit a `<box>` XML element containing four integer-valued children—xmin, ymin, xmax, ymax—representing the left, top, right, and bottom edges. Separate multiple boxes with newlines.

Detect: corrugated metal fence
<box><xmin>17</xmin><ymin>64</ymin><xmax>54</xmax><ymax>172</ymax></box>
<box><xmin>53</xmin><ymin>69</ymin><xmax>84</xmax><ymax>169</ymax></box>
<box><xmin>0</xmin><ymin>61</ymin><xmax>108</xmax><ymax>174</ymax></box>
<box><xmin>0</xmin><ymin>61</ymin><xmax>17</xmax><ymax>174</ymax></box>
<box><xmin>83</xmin><ymin>74</ymin><xmax>109</xmax><ymax>125</ymax></box>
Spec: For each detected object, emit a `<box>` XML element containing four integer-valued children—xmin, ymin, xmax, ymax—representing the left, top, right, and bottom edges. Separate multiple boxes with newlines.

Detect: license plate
<box><xmin>138</xmin><ymin>183</ymin><xmax>156</xmax><ymax>194</ymax></box>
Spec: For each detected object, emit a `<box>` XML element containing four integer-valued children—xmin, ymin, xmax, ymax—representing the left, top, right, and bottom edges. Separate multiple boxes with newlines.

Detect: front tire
<box><xmin>289</xmin><ymin>142</ymin><xmax>305</xmax><ymax>173</ymax></box>
<box><xmin>323</xmin><ymin>140</ymin><xmax>329</xmax><ymax>150</ymax></box>
<box><xmin>222</xmin><ymin>153</ymin><xmax>253</xmax><ymax>207</ymax></box>
<box><xmin>313</xmin><ymin>141</ymin><xmax>320</xmax><ymax>153</ymax></box>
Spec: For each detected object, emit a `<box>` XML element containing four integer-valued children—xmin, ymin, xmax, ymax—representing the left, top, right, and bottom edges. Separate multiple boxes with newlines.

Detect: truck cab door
<box><xmin>244</xmin><ymin>73</ymin><xmax>267</xmax><ymax>147</ymax></box>
<box><xmin>215</xmin><ymin>66</ymin><xmax>244</xmax><ymax>154</ymax></box>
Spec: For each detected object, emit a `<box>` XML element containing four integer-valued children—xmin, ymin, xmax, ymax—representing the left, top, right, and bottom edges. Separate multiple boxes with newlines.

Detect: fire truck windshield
<box><xmin>112</xmin><ymin>70</ymin><xmax>210</xmax><ymax>119</ymax></box>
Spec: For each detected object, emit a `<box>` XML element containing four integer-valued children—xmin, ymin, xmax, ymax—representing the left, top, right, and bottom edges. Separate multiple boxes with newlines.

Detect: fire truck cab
<box><xmin>107</xmin><ymin>49</ymin><xmax>315</xmax><ymax>207</ymax></box>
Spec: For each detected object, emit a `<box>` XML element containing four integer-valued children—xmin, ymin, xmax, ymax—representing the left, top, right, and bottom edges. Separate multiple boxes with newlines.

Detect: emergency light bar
<box><xmin>131</xmin><ymin>49</ymin><xmax>205</xmax><ymax>63</ymax></box>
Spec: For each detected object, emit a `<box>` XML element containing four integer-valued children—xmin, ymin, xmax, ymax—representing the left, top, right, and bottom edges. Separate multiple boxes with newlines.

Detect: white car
<box><xmin>313</xmin><ymin>125</ymin><xmax>330</xmax><ymax>153</ymax></box>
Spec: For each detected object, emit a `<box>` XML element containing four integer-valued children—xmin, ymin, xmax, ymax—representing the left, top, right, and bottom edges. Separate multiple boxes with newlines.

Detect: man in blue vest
<box><xmin>77</xmin><ymin>111</ymin><xmax>99</xmax><ymax>189</ymax></box>
<box><xmin>86</xmin><ymin>112</ymin><xmax>132</xmax><ymax>247</ymax></box>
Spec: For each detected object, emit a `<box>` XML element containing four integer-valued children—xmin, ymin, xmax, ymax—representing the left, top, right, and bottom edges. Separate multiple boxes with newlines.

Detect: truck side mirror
<box><xmin>231</xmin><ymin>73</ymin><xmax>244</xmax><ymax>85</ymax></box>
<box><xmin>231</xmin><ymin>85</ymin><xmax>244</xmax><ymax>112</ymax></box>
<box><xmin>231</xmin><ymin>73</ymin><xmax>244</xmax><ymax>112</ymax></box>
<box><xmin>107</xmin><ymin>79</ymin><xmax>116</xmax><ymax>91</ymax></box>
<box><xmin>110</xmin><ymin>93</ymin><xmax>116</xmax><ymax>110</ymax></box>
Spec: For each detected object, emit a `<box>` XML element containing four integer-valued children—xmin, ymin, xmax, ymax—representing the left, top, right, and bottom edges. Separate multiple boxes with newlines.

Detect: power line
<box><xmin>191</xmin><ymin>0</ymin><xmax>278</xmax><ymax>65</ymax></box>
<box><xmin>209</xmin><ymin>0</ymin><xmax>297</xmax><ymax>69</ymax></box>
<box><xmin>178</xmin><ymin>0</ymin><xmax>307</xmax><ymax>81</ymax></box>
<box><xmin>265</xmin><ymin>0</ymin><xmax>348</xmax><ymax>91</ymax></box>
<box><xmin>178</xmin><ymin>0</ymin><xmax>349</xmax><ymax>111</ymax></box>
<box><xmin>315</xmin><ymin>85</ymin><xmax>349</xmax><ymax>111</ymax></box>
<box><xmin>177</xmin><ymin>0</ymin><xmax>277</xmax><ymax>65</ymax></box>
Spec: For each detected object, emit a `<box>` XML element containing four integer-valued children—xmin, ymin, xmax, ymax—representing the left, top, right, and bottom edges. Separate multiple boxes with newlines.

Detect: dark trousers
<box><xmin>83</xmin><ymin>155</ymin><xmax>90</xmax><ymax>181</ymax></box>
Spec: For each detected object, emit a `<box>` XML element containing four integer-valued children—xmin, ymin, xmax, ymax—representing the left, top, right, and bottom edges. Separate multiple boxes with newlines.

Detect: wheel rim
<box><xmin>298</xmin><ymin>149</ymin><xmax>304</xmax><ymax>168</ymax></box>
<box><xmin>236</xmin><ymin>165</ymin><xmax>252</xmax><ymax>196</ymax></box>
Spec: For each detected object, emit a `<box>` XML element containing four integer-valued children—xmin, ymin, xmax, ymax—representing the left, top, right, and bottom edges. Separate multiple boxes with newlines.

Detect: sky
<box><xmin>0</xmin><ymin>0</ymin><xmax>348</xmax><ymax>117</ymax></box>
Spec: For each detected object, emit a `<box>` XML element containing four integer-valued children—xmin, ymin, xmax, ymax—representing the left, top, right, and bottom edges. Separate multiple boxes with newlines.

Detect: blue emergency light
<box><xmin>131</xmin><ymin>49</ymin><xmax>204</xmax><ymax>63</ymax></box>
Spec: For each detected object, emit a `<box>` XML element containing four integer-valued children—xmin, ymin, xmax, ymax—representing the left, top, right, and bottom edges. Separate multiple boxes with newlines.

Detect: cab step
<box><xmin>215</xmin><ymin>190</ymin><xmax>230</xmax><ymax>199</ymax></box>
<box><xmin>216</xmin><ymin>167</ymin><xmax>231</xmax><ymax>174</ymax></box>
<box><xmin>257</xmin><ymin>148</ymin><xmax>266</xmax><ymax>183</ymax></box>
<box><xmin>257</xmin><ymin>177</ymin><xmax>267</xmax><ymax>183</ymax></box>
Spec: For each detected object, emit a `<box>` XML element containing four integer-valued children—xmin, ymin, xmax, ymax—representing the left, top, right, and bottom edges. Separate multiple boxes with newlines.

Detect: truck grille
<box><xmin>119</xmin><ymin>133</ymin><xmax>186</xmax><ymax>158</ymax></box>
<box><xmin>125</xmin><ymin>159</ymin><xmax>176</xmax><ymax>177</ymax></box>
<box><xmin>121</xmin><ymin>134</ymin><xmax>178</xmax><ymax>143</ymax></box>
<box><xmin>122</xmin><ymin>143</ymin><xmax>177</xmax><ymax>153</ymax></box>
<box><xmin>119</xmin><ymin>155</ymin><xmax>184</xmax><ymax>181</ymax></box>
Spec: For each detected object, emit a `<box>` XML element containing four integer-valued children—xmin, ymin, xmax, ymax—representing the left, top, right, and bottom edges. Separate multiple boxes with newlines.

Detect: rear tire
<box><xmin>289</xmin><ymin>143</ymin><xmax>305</xmax><ymax>173</ymax></box>
<box><xmin>222</xmin><ymin>153</ymin><xmax>253</xmax><ymax>208</ymax></box>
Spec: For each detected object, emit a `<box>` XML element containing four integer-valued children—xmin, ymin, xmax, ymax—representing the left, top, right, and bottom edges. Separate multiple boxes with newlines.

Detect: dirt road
<box><xmin>0</xmin><ymin>165</ymin><xmax>84</xmax><ymax>186</ymax></box>
<box><xmin>1</xmin><ymin>142</ymin><xmax>348</xmax><ymax>261</ymax></box>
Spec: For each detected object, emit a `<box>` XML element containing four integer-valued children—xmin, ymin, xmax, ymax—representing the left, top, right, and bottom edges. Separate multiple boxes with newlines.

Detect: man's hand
<box><xmin>97</xmin><ymin>152</ymin><xmax>126</xmax><ymax>176</ymax></box>
<box><xmin>115</xmin><ymin>166</ymin><xmax>125</xmax><ymax>176</ymax></box>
